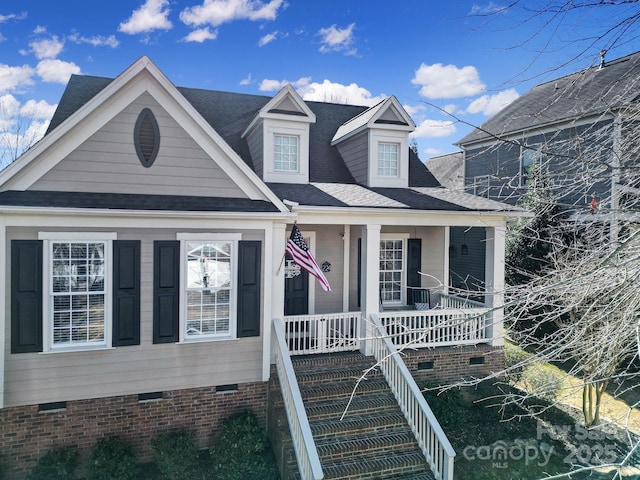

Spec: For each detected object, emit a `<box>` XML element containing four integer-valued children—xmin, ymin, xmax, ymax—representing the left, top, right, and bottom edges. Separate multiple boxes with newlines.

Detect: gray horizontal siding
<box><xmin>4</xmin><ymin>227</ymin><xmax>265</xmax><ymax>407</ymax></box>
<box><xmin>30</xmin><ymin>93</ymin><xmax>248</xmax><ymax>198</ymax></box>
<box><xmin>337</xmin><ymin>132</ymin><xmax>369</xmax><ymax>184</ymax></box>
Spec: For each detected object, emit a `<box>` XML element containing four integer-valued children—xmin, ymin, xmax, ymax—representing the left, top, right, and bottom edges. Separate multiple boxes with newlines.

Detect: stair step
<box><xmin>291</xmin><ymin>352</ymin><xmax>374</xmax><ymax>369</ymax></box>
<box><xmin>321</xmin><ymin>450</ymin><xmax>430</xmax><ymax>479</ymax></box>
<box><xmin>299</xmin><ymin>378</ymin><xmax>390</xmax><ymax>402</ymax></box>
<box><xmin>304</xmin><ymin>392</ymin><xmax>398</xmax><ymax>421</ymax></box>
<box><xmin>316</xmin><ymin>428</ymin><xmax>418</xmax><ymax>461</ymax></box>
<box><xmin>311</xmin><ymin>411</ymin><xmax>408</xmax><ymax>439</ymax></box>
<box><xmin>294</xmin><ymin>364</ymin><xmax>382</xmax><ymax>386</ymax></box>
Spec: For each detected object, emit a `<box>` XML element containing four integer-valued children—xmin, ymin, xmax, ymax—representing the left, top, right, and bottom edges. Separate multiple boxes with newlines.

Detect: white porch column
<box><xmin>342</xmin><ymin>224</ymin><xmax>350</xmax><ymax>312</ymax></box>
<box><xmin>485</xmin><ymin>226</ymin><xmax>505</xmax><ymax>347</ymax></box>
<box><xmin>265</xmin><ymin>222</ymin><xmax>287</xmax><ymax>380</ymax></box>
<box><xmin>360</xmin><ymin>224</ymin><xmax>381</xmax><ymax>355</ymax></box>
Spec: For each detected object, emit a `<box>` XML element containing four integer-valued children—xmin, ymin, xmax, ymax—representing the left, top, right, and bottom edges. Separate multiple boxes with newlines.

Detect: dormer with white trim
<box><xmin>331</xmin><ymin>96</ymin><xmax>415</xmax><ymax>188</ymax></box>
<box><xmin>242</xmin><ymin>85</ymin><xmax>316</xmax><ymax>184</ymax></box>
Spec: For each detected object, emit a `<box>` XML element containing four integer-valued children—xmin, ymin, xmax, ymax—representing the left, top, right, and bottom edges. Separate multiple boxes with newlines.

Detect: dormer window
<box><xmin>378</xmin><ymin>143</ymin><xmax>399</xmax><ymax>177</ymax></box>
<box><xmin>274</xmin><ymin>135</ymin><xmax>299</xmax><ymax>172</ymax></box>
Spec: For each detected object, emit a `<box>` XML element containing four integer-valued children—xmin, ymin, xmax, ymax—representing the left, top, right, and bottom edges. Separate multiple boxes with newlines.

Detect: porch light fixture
<box><xmin>449</xmin><ymin>245</ymin><xmax>457</xmax><ymax>258</ymax></box>
<box><xmin>461</xmin><ymin>231</ymin><xmax>468</xmax><ymax>256</ymax></box>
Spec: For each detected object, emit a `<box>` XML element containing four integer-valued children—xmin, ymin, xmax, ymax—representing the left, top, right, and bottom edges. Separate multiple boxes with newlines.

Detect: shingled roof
<box><xmin>47</xmin><ymin>74</ymin><xmax>439</xmax><ymax>187</ymax></box>
<box><xmin>458</xmin><ymin>50</ymin><xmax>640</xmax><ymax>145</ymax></box>
<box><xmin>36</xmin><ymin>70</ymin><xmax>524</xmax><ymax>214</ymax></box>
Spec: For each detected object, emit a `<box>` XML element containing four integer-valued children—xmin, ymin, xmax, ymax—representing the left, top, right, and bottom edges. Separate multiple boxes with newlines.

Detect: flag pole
<box><xmin>277</xmin><ymin>221</ymin><xmax>296</xmax><ymax>275</ymax></box>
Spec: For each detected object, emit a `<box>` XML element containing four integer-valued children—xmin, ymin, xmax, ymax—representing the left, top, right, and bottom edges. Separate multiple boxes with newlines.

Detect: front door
<box><xmin>284</xmin><ymin>257</ymin><xmax>309</xmax><ymax>315</ymax></box>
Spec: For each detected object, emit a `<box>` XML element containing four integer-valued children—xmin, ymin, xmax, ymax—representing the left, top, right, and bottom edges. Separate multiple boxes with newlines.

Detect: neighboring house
<box><xmin>453</xmin><ymin>50</ymin><xmax>640</xmax><ymax>290</ymax></box>
<box><xmin>425</xmin><ymin>152</ymin><xmax>464</xmax><ymax>191</ymax></box>
<box><xmin>0</xmin><ymin>57</ymin><xmax>518</xmax><ymax>479</ymax></box>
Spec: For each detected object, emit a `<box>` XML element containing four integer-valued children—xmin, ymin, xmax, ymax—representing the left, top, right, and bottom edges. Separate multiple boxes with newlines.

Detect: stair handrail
<box><xmin>273</xmin><ymin>318</ymin><xmax>324</xmax><ymax>480</ymax></box>
<box><xmin>370</xmin><ymin>314</ymin><xmax>456</xmax><ymax>480</ymax></box>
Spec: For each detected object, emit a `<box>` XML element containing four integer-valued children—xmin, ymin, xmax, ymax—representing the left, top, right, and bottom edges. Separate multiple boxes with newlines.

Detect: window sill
<box><xmin>39</xmin><ymin>346</ymin><xmax>116</xmax><ymax>354</ymax></box>
<box><xmin>177</xmin><ymin>336</ymin><xmax>237</xmax><ymax>344</ymax></box>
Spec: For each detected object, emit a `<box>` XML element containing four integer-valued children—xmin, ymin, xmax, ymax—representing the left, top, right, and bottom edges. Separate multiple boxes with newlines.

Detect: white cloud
<box><xmin>0</xmin><ymin>64</ymin><xmax>35</xmax><ymax>93</ymax></box>
<box><xmin>20</xmin><ymin>99</ymin><xmax>57</xmax><ymax>119</ymax></box>
<box><xmin>469</xmin><ymin>2</ymin><xmax>507</xmax><ymax>15</ymax></box>
<box><xmin>413</xmin><ymin>119</ymin><xmax>456</xmax><ymax>138</ymax></box>
<box><xmin>240</xmin><ymin>73</ymin><xmax>253</xmax><ymax>85</ymax></box>
<box><xmin>298</xmin><ymin>80</ymin><xmax>385</xmax><ymax>107</ymax></box>
<box><xmin>403</xmin><ymin>103</ymin><xmax>426</xmax><ymax>118</ymax></box>
<box><xmin>68</xmin><ymin>33</ymin><xmax>120</xmax><ymax>48</ymax></box>
<box><xmin>466</xmin><ymin>88</ymin><xmax>519</xmax><ymax>115</ymax></box>
<box><xmin>119</xmin><ymin>0</ymin><xmax>172</xmax><ymax>35</ymax></box>
<box><xmin>30</xmin><ymin>36</ymin><xmax>64</xmax><ymax>59</ymax></box>
<box><xmin>180</xmin><ymin>0</ymin><xmax>285</xmax><ymax>27</ymax></box>
<box><xmin>33</xmin><ymin>25</ymin><xmax>46</xmax><ymax>34</ymax></box>
<box><xmin>258</xmin><ymin>31</ymin><xmax>277</xmax><ymax>46</ymax></box>
<box><xmin>412</xmin><ymin>63</ymin><xmax>485</xmax><ymax>99</ymax></box>
<box><xmin>36</xmin><ymin>59</ymin><xmax>80</xmax><ymax>84</ymax></box>
<box><xmin>318</xmin><ymin>23</ymin><xmax>355</xmax><ymax>54</ymax></box>
<box><xmin>0</xmin><ymin>94</ymin><xmax>20</xmax><ymax>128</ymax></box>
<box><xmin>0</xmin><ymin>12</ymin><xmax>27</xmax><ymax>23</ymax></box>
<box><xmin>183</xmin><ymin>27</ymin><xmax>218</xmax><ymax>42</ymax></box>
<box><xmin>259</xmin><ymin>77</ymin><xmax>311</xmax><ymax>92</ymax></box>
<box><xmin>424</xmin><ymin>147</ymin><xmax>443</xmax><ymax>156</ymax></box>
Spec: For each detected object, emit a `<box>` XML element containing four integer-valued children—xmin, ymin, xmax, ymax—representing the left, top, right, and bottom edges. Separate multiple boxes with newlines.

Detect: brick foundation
<box><xmin>0</xmin><ymin>381</ymin><xmax>268</xmax><ymax>480</ymax></box>
<box><xmin>401</xmin><ymin>344</ymin><xmax>505</xmax><ymax>385</ymax></box>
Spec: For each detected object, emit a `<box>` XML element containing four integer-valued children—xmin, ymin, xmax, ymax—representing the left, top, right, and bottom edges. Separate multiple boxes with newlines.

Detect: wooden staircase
<box><xmin>269</xmin><ymin>352</ymin><xmax>435</xmax><ymax>480</ymax></box>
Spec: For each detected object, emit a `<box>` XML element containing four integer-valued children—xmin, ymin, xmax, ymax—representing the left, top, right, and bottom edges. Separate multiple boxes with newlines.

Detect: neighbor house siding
<box><xmin>30</xmin><ymin>93</ymin><xmax>247</xmax><ymax>198</ymax></box>
<box><xmin>4</xmin><ymin>226</ymin><xmax>265</xmax><ymax>408</ymax></box>
<box><xmin>336</xmin><ymin>132</ymin><xmax>369</xmax><ymax>185</ymax></box>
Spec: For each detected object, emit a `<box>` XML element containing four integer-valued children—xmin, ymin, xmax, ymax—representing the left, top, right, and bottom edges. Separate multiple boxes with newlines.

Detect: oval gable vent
<box><xmin>134</xmin><ymin>108</ymin><xmax>160</xmax><ymax>168</ymax></box>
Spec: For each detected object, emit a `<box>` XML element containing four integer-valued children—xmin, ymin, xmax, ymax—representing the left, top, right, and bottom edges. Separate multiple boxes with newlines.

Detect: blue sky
<box><xmin>1</xmin><ymin>0</ymin><xmax>638</xmax><ymax>166</ymax></box>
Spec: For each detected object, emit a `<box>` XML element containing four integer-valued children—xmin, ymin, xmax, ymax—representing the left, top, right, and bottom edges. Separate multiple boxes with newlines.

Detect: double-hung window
<box><xmin>379</xmin><ymin>235</ymin><xmax>407</xmax><ymax>305</ymax></box>
<box><xmin>274</xmin><ymin>134</ymin><xmax>299</xmax><ymax>172</ymax></box>
<box><xmin>41</xmin><ymin>232</ymin><xmax>115</xmax><ymax>351</ymax></box>
<box><xmin>180</xmin><ymin>234</ymin><xmax>240</xmax><ymax>341</ymax></box>
<box><xmin>378</xmin><ymin>143</ymin><xmax>399</xmax><ymax>177</ymax></box>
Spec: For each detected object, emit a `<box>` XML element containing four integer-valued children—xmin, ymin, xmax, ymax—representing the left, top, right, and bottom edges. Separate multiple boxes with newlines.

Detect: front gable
<box><xmin>331</xmin><ymin>97</ymin><xmax>415</xmax><ymax>188</ymax></box>
<box><xmin>242</xmin><ymin>85</ymin><xmax>316</xmax><ymax>185</ymax></box>
<box><xmin>0</xmin><ymin>57</ymin><xmax>287</xmax><ymax>211</ymax></box>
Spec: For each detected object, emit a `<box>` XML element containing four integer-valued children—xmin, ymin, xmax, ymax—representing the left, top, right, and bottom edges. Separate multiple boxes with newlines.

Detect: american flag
<box><xmin>286</xmin><ymin>225</ymin><xmax>331</xmax><ymax>292</ymax></box>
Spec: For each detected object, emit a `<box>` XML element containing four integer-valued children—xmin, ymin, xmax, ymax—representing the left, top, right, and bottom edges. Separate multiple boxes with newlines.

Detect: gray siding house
<box><xmin>0</xmin><ymin>57</ymin><xmax>518</xmax><ymax>480</ymax></box>
<box><xmin>451</xmin><ymin>50</ymin><xmax>640</xmax><ymax>291</ymax></box>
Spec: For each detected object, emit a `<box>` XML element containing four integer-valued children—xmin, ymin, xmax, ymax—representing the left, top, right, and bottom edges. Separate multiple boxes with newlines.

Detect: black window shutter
<box><xmin>153</xmin><ymin>241</ymin><xmax>179</xmax><ymax>343</ymax></box>
<box><xmin>237</xmin><ymin>241</ymin><xmax>261</xmax><ymax>338</ymax></box>
<box><xmin>11</xmin><ymin>240</ymin><xmax>43</xmax><ymax>353</ymax></box>
<box><xmin>113</xmin><ymin>240</ymin><xmax>141</xmax><ymax>346</ymax></box>
<box><xmin>407</xmin><ymin>238</ymin><xmax>422</xmax><ymax>301</ymax></box>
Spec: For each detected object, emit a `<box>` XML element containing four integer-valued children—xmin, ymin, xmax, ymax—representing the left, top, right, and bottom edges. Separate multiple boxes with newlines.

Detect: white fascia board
<box><xmin>0</xmin><ymin>206</ymin><xmax>295</xmax><ymax>229</ymax></box>
<box><xmin>289</xmin><ymin>206</ymin><xmax>516</xmax><ymax>227</ymax></box>
<box><xmin>371</xmin><ymin>96</ymin><xmax>416</xmax><ymax>131</ymax></box>
<box><xmin>241</xmin><ymin>84</ymin><xmax>316</xmax><ymax>138</ymax></box>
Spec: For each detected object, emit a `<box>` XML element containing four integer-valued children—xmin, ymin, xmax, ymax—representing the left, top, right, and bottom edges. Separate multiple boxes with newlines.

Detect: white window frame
<box><xmin>379</xmin><ymin>233</ymin><xmax>409</xmax><ymax>306</ymax></box>
<box><xmin>177</xmin><ymin>233</ymin><xmax>241</xmax><ymax>343</ymax></box>
<box><xmin>274</xmin><ymin>134</ymin><xmax>299</xmax><ymax>172</ymax></box>
<box><xmin>263</xmin><ymin>120</ymin><xmax>310</xmax><ymax>184</ymax></box>
<box><xmin>377</xmin><ymin>142</ymin><xmax>399</xmax><ymax>177</ymax></box>
<box><xmin>368</xmin><ymin>129</ymin><xmax>409</xmax><ymax>188</ymax></box>
<box><xmin>520</xmin><ymin>145</ymin><xmax>543</xmax><ymax>187</ymax></box>
<box><xmin>39</xmin><ymin>232</ymin><xmax>116</xmax><ymax>353</ymax></box>
<box><xmin>473</xmin><ymin>175</ymin><xmax>491</xmax><ymax>198</ymax></box>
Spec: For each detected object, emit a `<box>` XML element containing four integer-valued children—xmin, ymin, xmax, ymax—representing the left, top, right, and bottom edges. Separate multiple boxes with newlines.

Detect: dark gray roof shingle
<box><xmin>0</xmin><ymin>190</ymin><xmax>279</xmax><ymax>212</ymax></box>
<box><xmin>458</xmin><ymin>51</ymin><xmax>640</xmax><ymax>145</ymax></box>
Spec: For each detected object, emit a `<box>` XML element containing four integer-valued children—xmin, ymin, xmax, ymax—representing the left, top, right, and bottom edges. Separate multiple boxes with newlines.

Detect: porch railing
<box><xmin>283</xmin><ymin>312</ymin><xmax>361</xmax><ymax>355</ymax></box>
<box><xmin>272</xmin><ymin>319</ymin><xmax>324</xmax><ymax>480</ymax></box>
<box><xmin>370</xmin><ymin>314</ymin><xmax>455</xmax><ymax>480</ymax></box>
<box><xmin>378</xmin><ymin>308</ymin><xmax>490</xmax><ymax>348</ymax></box>
<box><xmin>439</xmin><ymin>293</ymin><xmax>486</xmax><ymax>309</ymax></box>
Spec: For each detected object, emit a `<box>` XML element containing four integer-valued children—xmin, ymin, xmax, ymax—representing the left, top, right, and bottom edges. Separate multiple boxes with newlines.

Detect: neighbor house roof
<box><xmin>458</xmin><ymin>50</ymin><xmax>640</xmax><ymax>146</ymax></box>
